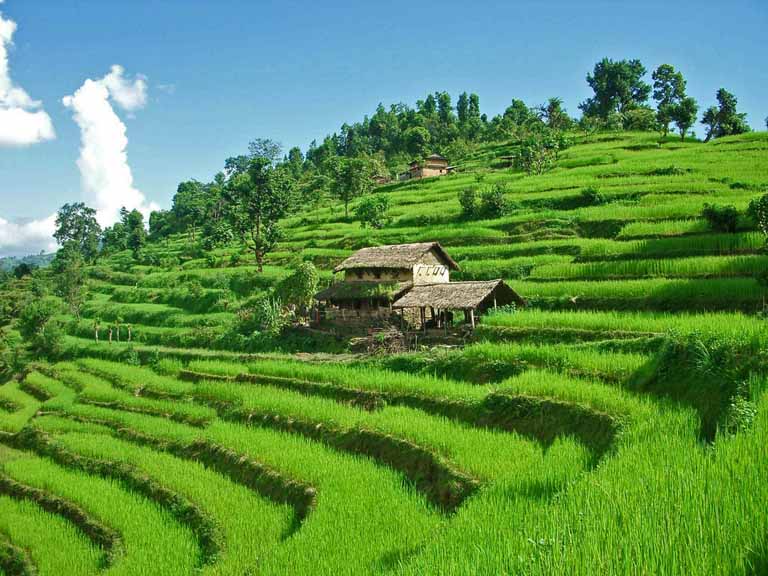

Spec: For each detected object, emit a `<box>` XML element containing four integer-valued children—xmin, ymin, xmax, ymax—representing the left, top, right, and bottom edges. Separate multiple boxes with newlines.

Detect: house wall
<box><xmin>344</xmin><ymin>268</ymin><xmax>412</xmax><ymax>283</ymax></box>
<box><xmin>413</xmin><ymin>250</ymin><xmax>450</xmax><ymax>285</ymax></box>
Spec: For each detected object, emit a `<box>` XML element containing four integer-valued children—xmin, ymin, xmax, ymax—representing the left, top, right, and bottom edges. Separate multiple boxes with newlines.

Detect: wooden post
<box><xmin>494</xmin><ymin>296</ymin><xmax>497</xmax><ymax>309</ymax></box>
<box><xmin>420</xmin><ymin>307</ymin><xmax>426</xmax><ymax>333</ymax></box>
<box><xmin>469</xmin><ymin>308</ymin><xmax>475</xmax><ymax>330</ymax></box>
<box><xmin>108</xmin><ymin>328</ymin><xmax>113</xmax><ymax>345</ymax></box>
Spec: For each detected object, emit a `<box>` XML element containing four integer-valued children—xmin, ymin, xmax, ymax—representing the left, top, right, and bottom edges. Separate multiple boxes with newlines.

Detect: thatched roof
<box><xmin>315</xmin><ymin>281</ymin><xmax>411</xmax><ymax>303</ymax></box>
<box><xmin>392</xmin><ymin>280</ymin><xmax>524</xmax><ymax>310</ymax></box>
<box><xmin>426</xmin><ymin>153</ymin><xmax>447</xmax><ymax>161</ymax></box>
<box><xmin>333</xmin><ymin>242</ymin><xmax>460</xmax><ymax>273</ymax></box>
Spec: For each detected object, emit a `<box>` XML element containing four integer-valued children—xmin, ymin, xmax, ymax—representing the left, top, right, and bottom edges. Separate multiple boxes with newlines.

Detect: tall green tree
<box><xmin>124</xmin><ymin>209</ymin><xmax>147</xmax><ymax>256</ymax></box>
<box><xmin>172</xmin><ymin>180</ymin><xmax>207</xmax><ymax>242</ymax></box>
<box><xmin>671</xmin><ymin>96</ymin><xmax>699</xmax><ymax>141</ymax></box>
<box><xmin>53</xmin><ymin>202</ymin><xmax>102</xmax><ymax>262</ymax></box>
<box><xmin>247</xmin><ymin>138</ymin><xmax>283</xmax><ymax>165</ymax></box>
<box><xmin>225</xmin><ymin>157</ymin><xmax>294</xmax><ymax>271</ymax></box>
<box><xmin>652</xmin><ymin>64</ymin><xmax>686</xmax><ymax>138</ymax></box>
<box><xmin>538</xmin><ymin>97</ymin><xmax>573</xmax><ymax>131</ymax></box>
<box><xmin>702</xmin><ymin>88</ymin><xmax>751</xmax><ymax>142</ymax></box>
<box><xmin>51</xmin><ymin>243</ymin><xmax>87</xmax><ymax>319</ymax></box>
<box><xmin>580</xmin><ymin>58</ymin><xmax>651</xmax><ymax>119</ymax></box>
<box><xmin>330</xmin><ymin>156</ymin><xmax>378</xmax><ymax>218</ymax></box>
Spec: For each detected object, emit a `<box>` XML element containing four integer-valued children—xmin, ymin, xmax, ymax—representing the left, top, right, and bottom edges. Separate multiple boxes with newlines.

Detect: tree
<box><xmin>225</xmin><ymin>157</ymin><xmax>293</xmax><ymax>272</ymax></box>
<box><xmin>652</xmin><ymin>64</ymin><xmax>686</xmax><ymax>138</ymax></box>
<box><xmin>671</xmin><ymin>96</ymin><xmax>699</xmax><ymax>141</ymax></box>
<box><xmin>18</xmin><ymin>297</ymin><xmax>63</xmax><ymax>358</ymax></box>
<box><xmin>124</xmin><ymin>209</ymin><xmax>147</xmax><ymax>256</ymax></box>
<box><xmin>403</xmin><ymin>126</ymin><xmax>432</xmax><ymax>158</ymax></box>
<box><xmin>51</xmin><ymin>243</ymin><xmax>87</xmax><ymax>318</ymax></box>
<box><xmin>355</xmin><ymin>193</ymin><xmax>390</xmax><ymax>229</ymax></box>
<box><xmin>286</xmin><ymin>146</ymin><xmax>304</xmax><ymax>179</ymax></box>
<box><xmin>330</xmin><ymin>157</ymin><xmax>377</xmax><ymax>218</ymax></box>
<box><xmin>172</xmin><ymin>180</ymin><xmax>207</xmax><ymax>242</ymax></box>
<box><xmin>702</xmin><ymin>89</ymin><xmax>750</xmax><ymax>142</ymax></box>
<box><xmin>248</xmin><ymin>138</ymin><xmax>283</xmax><ymax>165</ymax></box>
<box><xmin>515</xmin><ymin>129</ymin><xmax>563</xmax><ymax>175</ymax></box>
<box><xmin>580</xmin><ymin>58</ymin><xmax>651</xmax><ymax>120</ymax></box>
<box><xmin>101</xmin><ymin>220</ymin><xmax>128</xmax><ymax>254</ymax></box>
<box><xmin>538</xmin><ymin>97</ymin><xmax>573</xmax><ymax>131</ymax></box>
<box><xmin>148</xmin><ymin>209</ymin><xmax>176</xmax><ymax>240</ymax></box>
<box><xmin>12</xmin><ymin>263</ymin><xmax>35</xmax><ymax>279</ymax></box>
<box><xmin>53</xmin><ymin>202</ymin><xmax>102</xmax><ymax>262</ymax></box>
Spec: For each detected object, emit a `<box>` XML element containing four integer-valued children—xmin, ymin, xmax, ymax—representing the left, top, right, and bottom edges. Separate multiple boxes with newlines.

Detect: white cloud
<box><xmin>63</xmin><ymin>66</ymin><xmax>157</xmax><ymax>228</ymax></box>
<box><xmin>0</xmin><ymin>214</ymin><xmax>57</xmax><ymax>256</ymax></box>
<box><xmin>100</xmin><ymin>64</ymin><xmax>147</xmax><ymax>111</ymax></box>
<box><xmin>0</xmin><ymin>64</ymin><xmax>155</xmax><ymax>257</ymax></box>
<box><xmin>0</xmin><ymin>6</ymin><xmax>55</xmax><ymax>147</ymax></box>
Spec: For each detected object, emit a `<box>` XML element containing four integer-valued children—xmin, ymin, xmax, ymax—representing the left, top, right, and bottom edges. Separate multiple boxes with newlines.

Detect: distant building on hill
<box><xmin>397</xmin><ymin>154</ymin><xmax>453</xmax><ymax>181</ymax></box>
<box><xmin>372</xmin><ymin>174</ymin><xmax>391</xmax><ymax>185</ymax></box>
<box><xmin>314</xmin><ymin>242</ymin><xmax>523</xmax><ymax>331</ymax></box>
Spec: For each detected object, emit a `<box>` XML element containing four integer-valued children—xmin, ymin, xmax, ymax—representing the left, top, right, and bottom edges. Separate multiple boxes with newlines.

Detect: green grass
<box><xmin>4</xmin><ymin>131</ymin><xmax>768</xmax><ymax>574</ymax></box>
<box><xmin>0</xmin><ymin>447</ymin><xmax>201</xmax><ymax>575</ymax></box>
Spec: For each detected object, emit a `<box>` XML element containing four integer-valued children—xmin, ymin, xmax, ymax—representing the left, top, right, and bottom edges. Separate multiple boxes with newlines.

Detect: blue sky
<box><xmin>0</xmin><ymin>0</ymin><xmax>766</xmax><ymax>256</ymax></box>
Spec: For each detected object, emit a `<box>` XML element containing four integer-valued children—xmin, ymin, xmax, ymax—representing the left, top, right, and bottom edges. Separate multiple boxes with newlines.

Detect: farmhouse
<box><xmin>314</xmin><ymin>242</ymin><xmax>523</xmax><ymax>330</ymax></box>
<box><xmin>398</xmin><ymin>153</ymin><xmax>453</xmax><ymax>181</ymax></box>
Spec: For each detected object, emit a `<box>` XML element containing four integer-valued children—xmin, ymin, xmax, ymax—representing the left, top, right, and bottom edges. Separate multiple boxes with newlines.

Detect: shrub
<box><xmin>236</xmin><ymin>293</ymin><xmax>286</xmax><ymax>336</ymax></box>
<box><xmin>229</xmin><ymin>251</ymin><xmax>243</xmax><ymax>267</ymax></box>
<box><xmin>17</xmin><ymin>297</ymin><xmax>64</xmax><ymax>358</ymax></box>
<box><xmin>276</xmin><ymin>262</ymin><xmax>320</xmax><ymax>310</ymax></box>
<box><xmin>747</xmin><ymin>193</ymin><xmax>768</xmax><ymax>238</ymax></box>
<box><xmin>622</xmin><ymin>107</ymin><xmax>658</xmax><ymax>131</ymax></box>
<box><xmin>580</xmin><ymin>186</ymin><xmax>606</xmax><ymax>205</ymax></box>
<box><xmin>458</xmin><ymin>188</ymin><xmax>477</xmax><ymax>218</ymax></box>
<box><xmin>702</xmin><ymin>203</ymin><xmax>739</xmax><ymax>233</ymax></box>
<box><xmin>479</xmin><ymin>184</ymin><xmax>509</xmax><ymax>218</ymax></box>
<box><xmin>355</xmin><ymin>194</ymin><xmax>390</xmax><ymax>229</ymax></box>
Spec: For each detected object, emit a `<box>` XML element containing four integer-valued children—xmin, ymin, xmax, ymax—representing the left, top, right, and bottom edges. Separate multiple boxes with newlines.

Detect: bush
<box><xmin>236</xmin><ymin>293</ymin><xmax>286</xmax><ymax>336</ymax></box>
<box><xmin>580</xmin><ymin>186</ymin><xmax>606</xmax><ymax>205</ymax></box>
<box><xmin>702</xmin><ymin>203</ymin><xmax>739</xmax><ymax>233</ymax></box>
<box><xmin>458</xmin><ymin>188</ymin><xmax>477</xmax><ymax>218</ymax></box>
<box><xmin>18</xmin><ymin>297</ymin><xmax>64</xmax><ymax>358</ymax></box>
<box><xmin>479</xmin><ymin>184</ymin><xmax>509</xmax><ymax>218</ymax></box>
<box><xmin>622</xmin><ymin>107</ymin><xmax>658</xmax><ymax>131</ymax></box>
<box><xmin>747</xmin><ymin>193</ymin><xmax>768</xmax><ymax>238</ymax></box>
<box><xmin>276</xmin><ymin>262</ymin><xmax>319</xmax><ymax>310</ymax></box>
<box><xmin>355</xmin><ymin>194</ymin><xmax>390</xmax><ymax>229</ymax></box>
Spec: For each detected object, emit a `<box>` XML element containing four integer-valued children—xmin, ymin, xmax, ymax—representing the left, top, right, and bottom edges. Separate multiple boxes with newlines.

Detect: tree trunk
<box><xmin>255</xmin><ymin>249</ymin><xmax>263</xmax><ymax>273</ymax></box>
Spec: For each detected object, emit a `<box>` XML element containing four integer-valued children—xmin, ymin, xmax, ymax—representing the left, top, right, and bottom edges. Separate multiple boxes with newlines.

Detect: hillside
<box><xmin>1</xmin><ymin>131</ymin><xmax>767</xmax><ymax>575</ymax></box>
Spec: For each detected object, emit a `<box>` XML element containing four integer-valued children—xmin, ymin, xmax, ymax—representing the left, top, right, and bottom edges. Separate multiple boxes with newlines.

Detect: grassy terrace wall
<box><xmin>2</xmin><ymin>131</ymin><xmax>768</xmax><ymax>574</ymax></box>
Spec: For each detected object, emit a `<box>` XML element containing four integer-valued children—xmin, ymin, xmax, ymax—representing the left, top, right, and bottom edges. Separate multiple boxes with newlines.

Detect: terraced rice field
<box><xmin>2</xmin><ymin>131</ymin><xmax>768</xmax><ymax>574</ymax></box>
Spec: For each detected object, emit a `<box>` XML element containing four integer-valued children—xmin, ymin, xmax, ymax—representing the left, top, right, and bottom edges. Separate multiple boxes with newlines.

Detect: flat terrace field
<box><xmin>2</xmin><ymin>131</ymin><xmax>768</xmax><ymax>575</ymax></box>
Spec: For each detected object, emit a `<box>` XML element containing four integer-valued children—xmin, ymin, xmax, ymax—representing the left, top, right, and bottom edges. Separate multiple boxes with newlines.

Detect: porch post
<box><xmin>469</xmin><ymin>308</ymin><xmax>475</xmax><ymax>329</ymax></box>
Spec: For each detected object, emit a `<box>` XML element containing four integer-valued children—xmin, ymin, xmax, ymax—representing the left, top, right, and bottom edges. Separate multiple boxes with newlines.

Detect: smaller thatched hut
<box><xmin>392</xmin><ymin>279</ymin><xmax>524</xmax><ymax>328</ymax></box>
